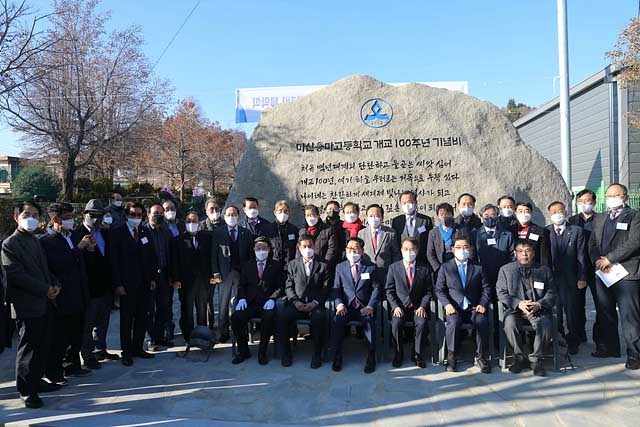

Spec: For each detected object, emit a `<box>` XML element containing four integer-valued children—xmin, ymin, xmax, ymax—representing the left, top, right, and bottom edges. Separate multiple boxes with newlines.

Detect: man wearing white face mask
<box><xmin>170</xmin><ymin>211</ymin><xmax>211</xmax><ymax>343</ymax></box>
<box><xmin>231</xmin><ymin>236</ymin><xmax>283</xmax><ymax>365</ymax></box>
<box><xmin>201</xmin><ymin>198</ymin><xmax>223</xmax><ymax>234</ymax></box>
<box><xmin>546</xmin><ymin>201</ymin><xmax>587</xmax><ymax>356</ymax></box>
<box><xmin>568</xmin><ymin>189</ymin><xmax>599</xmax><ymax>345</ymax></box>
<box><xmin>359</xmin><ymin>204</ymin><xmax>400</xmax><ymax>285</ymax></box>
<box><xmin>264</xmin><ymin>200</ymin><xmax>299</xmax><ymax>276</ymax></box>
<box><xmin>40</xmin><ymin>202</ymin><xmax>93</xmax><ymax>381</ymax></box>
<box><xmin>392</xmin><ymin>191</ymin><xmax>433</xmax><ymax>265</ymax></box>
<box><xmin>239</xmin><ymin>197</ymin><xmax>270</xmax><ymax>239</ymax></box>
<box><xmin>455</xmin><ymin>193</ymin><xmax>482</xmax><ymax>236</ymax></box>
<box><xmin>2</xmin><ymin>201</ymin><xmax>60</xmax><ymax>408</ymax></box>
<box><xmin>210</xmin><ymin>206</ymin><xmax>253</xmax><ymax>343</ymax></box>
<box><xmin>511</xmin><ymin>201</ymin><xmax>551</xmax><ymax>268</ymax></box>
<box><xmin>104</xmin><ymin>193</ymin><xmax>126</xmax><ymax>230</ymax></box>
<box><xmin>497</xmin><ymin>195</ymin><xmax>518</xmax><ymax>229</ymax></box>
<box><xmin>162</xmin><ymin>200</ymin><xmax>184</xmax><ymax>238</ymax></box>
<box><xmin>340</xmin><ymin>202</ymin><xmax>363</xmax><ymax>253</ymax></box>
<box><xmin>436</xmin><ymin>235</ymin><xmax>491</xmax><ymax>373</ymax></box>
<box><xmin>588</xmin><ymin>183</ymin><xmax>640</xmax><ymax>369</ymax></box>
<box><xmin>385</xmin><ymin>237</ymin><xmax>433</xmax><ymax>368</ymax></box>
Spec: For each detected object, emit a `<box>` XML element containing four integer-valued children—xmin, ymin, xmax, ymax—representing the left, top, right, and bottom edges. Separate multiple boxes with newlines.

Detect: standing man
<box><xmin>474</xmin><ymin>204</ymin><xmax>514</xmax><ymax>288</ymax></box>
<box><xmin>546</xmin><ymin>201</ymin><xmax>587</xmax><ymax>355</ymax></box>
<box><xmin>210</xmin><ymin>206</ymin><xmax>253</xmax><ymax>343</ymax></box>
<box><xmin>201</xmin><ymin>197</ymin><xmax>222</xmax><ymax>330</ymax></box>
<box><xmin>358</xmin><ymin>204</ymin><xmax>400</xmax><ymax>285</ymax></box>
<box><xmin>331</xmin><ymin>237</ymin><xmax>379</xmax><ymax>373</ymax></box>
<box><xmin>104</xmin><ymin>192</ymin><xmax>126</xmax><ymax>230</ymax></box>
<box><xmin>2</xmin><ymin>201</ymin><xmax>59</xmax><ymax>408</ymax></box>
<box><xmin>512</xmin><ymin>202</ymin><xmax>551</xmax><ymax>267</ymax></box>
<box><xmin>278</xmin><ymin>234</ymin><xmax>331</xmax><ymax>368</ymax></box>
<box><xmin>497</xmin><ymin>239</ymin><xmax>556</xmax><ymax>376</ymax></box>
<box><xmin>110</xmin><ymin>202</ymin><xmax>158</xmax><ymax>366</ymax></box>
<box><xmin>163</xmin><ymin>199</ymin><xmax>184</xmax><ymax>238</ymax></box>
<box><xmin>497</xmin><ymin>195</ymin><xmax>518</xmax><ymax>229</ymax></box>
<box><xmin>455</xmin><ymin>193</ymin><xmax>481</xmax><ymax>236</ymax></box>
<box><xmin>231</xmin><ymin>236</ymin><xmax>283</xmax><ymax>365</ymax></box>
<box><xmin>436</xmin><ymin>235</ymin><xmax>492</xmax><ymax>373</ymax></box>
<box><xmin>427</xmin><ymin>202</ymin><xmax>457</xmax><ymax>274</ymax></box>
<box><xmin>392</xmin><ymin>190</ymin><xmax>433</xmax><ymax>264</ymax></box>
<box><xmin>385</xmin><ymin>237</ymin><xmax>433</xmax><ymax>368</ymax></box>
<box><xmin>239</xmin><ymin>197</ymin><xmax>271</xmax><ymax>239</ymax></box>
<box><xmin>264</xmin><ymin>200</ymin><xmax>299</xmax><ymax>276</ymax></box>
<box><xmin>588</xmin><ymin>183</ymin><xmax>640</xmax><ymax>368</ymax></box>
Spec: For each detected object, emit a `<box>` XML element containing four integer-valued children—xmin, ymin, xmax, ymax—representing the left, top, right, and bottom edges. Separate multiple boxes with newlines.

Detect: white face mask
<box><xmin>114</xmin><ymin>200</ymin><xmax>123</xmax><ymax>208</ymax></box>
<box><xmin>127</xmin><ymin>218</ymin><xmax>141</xmax><ymax>228</ymax></box>
<box><xmin>61</xmin><ymin>219</ymin><xmax>75</xmax><ymax>231</ymax></box>
<box><xmin>401</xmin><ymin>203</ymin><xmax>415</xmax><ymax>215</ymax></box>
<box><xmin>346</xmin><ymin>252</ymin><xmax>362</xmax><ymax>263</ymax></box>
<box><xmin>402</xmin><ymin>251</ymin><xmax>417</xmax><ymax>263</ymax></box>
<box><xmin>606</xmin><ymin>197</ymin><xmax>625</xmax><ymax>210</ymax></box>
<box><xmin>454</xmin><ymin>249</ymin><xmax>470</xmax><ymax>262</ymax></box>
<box><xmin>255</xmin><ymin>250</ymin><xmax>269</xmax><ymax>261</ymax></box>
<box><xmin>344</xmin><ymin>213</ymin><xmax>358</xmax><ymax>224</ymax></box>
<box><xmin>103</xmin><ymin>216</ymin><xmax>113</xmax><ymax>225</ymax></box>
<box><xmin>577</xmin><ymin>203</ymin><xmax>594</xmax><ymax>214</ymax></box>
<box><xmin>300</xmin><ymin>247</ymin><xmax>314</xmax><ymax>258</ymax></box>
<box><xmin>368</xmin><ymin>216</ymin><xmax>381</xmax><ymax>229</ymax></box>
<box><xmin>165</xmin><ymin>211</ymin><xmax>176</xmax><ymax>221</ymax></box>
<box><xmin>275</xmin><ymin>213</ymin><xmax>289</xmax><ymax>223</ymax></box>
<box><xmin>550</xmin><ymin>213</ymin><xmax>565</xmax><ymax>225</ymax></box>
<box><xmin>246</xmin><ymin>208</ymin><xmax>259</xmax><ymax>219</ymax></box>
<box><xmin>207</xmin><ymin>211</ymin><xmax>221</xmax><ymax>222</ymax></box>
<box><xmin>500</xmin><ymin>208</ymin><xmax>514</xmax><ymax>218</ymax></box>
<box><xmin>185</xmin><ymin>222</ymin><xmax>199</xmax><ymax>234</ymax></box>
<box><xmin>19</xmin><ymin>217</ymin><xmax>39</xmax><ymax>232</ymax></box>
<box><xmin>306</xmin><ymin>216</ymin><xmax>319</xmax><ymax>227</ymax></box>
<box><xmin>516</xmin><ymin>212</ymin><xmax>532</xmax><ymax>224</ymax></box>
<box><xmin>225</xmin><ymin>215</ymin><xmax>238</xmax><ymax>227</ymax></box>
<box><xmin>459</xmin><ymin>207</ymin><xmax>474</xmax><ymax>217</ymax></box>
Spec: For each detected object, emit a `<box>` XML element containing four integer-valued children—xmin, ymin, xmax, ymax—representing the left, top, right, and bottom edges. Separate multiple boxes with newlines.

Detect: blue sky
<box><xmin>1</xmin><ymin>0</ymin><xmax>637</xmax><ymax>156</ymax></box>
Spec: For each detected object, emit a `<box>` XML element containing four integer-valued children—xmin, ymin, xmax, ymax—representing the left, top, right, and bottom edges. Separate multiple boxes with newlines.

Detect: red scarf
<box><xmin>342</xmin><ymin>218</ymin><xmax>363</xmax><ymax>238</ymax></box>
<box><xmin>307</xmin><ymin>224</ymin><xmax>319</xmax><ymax>236</ymax></box>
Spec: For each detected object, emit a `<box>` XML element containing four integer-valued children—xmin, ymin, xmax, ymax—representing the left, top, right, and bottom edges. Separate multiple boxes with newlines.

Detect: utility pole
<box><xmin>557</xmin><ymin>0</ymin><xmax>572</xmax><ymax>193</ymax></box>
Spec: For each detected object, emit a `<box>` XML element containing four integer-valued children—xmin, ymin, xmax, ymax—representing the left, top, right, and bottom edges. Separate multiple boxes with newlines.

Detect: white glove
<box><xmin>235</xmin><ymin>298</ymin><xmax>247</xmax><ymax>311</ymax></box>
<box><xmin>263</xmin><ymin>299</ymin><xmax>275</xmax><ymax>310</ymax></box>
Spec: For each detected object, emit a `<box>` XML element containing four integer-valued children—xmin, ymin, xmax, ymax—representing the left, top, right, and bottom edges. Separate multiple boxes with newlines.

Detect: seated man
<box><xmin>497</xmin><ymin>239</ymin><xmax>556</xmax><ymax>376</ymax></box>
<box><xmin>331</xmin><ymin>237</ymin><xmax>380</xmax><ymax>373</ymax></box>
<box><xmin>231</xmin><ymin>236</ymin><xmax>283</xmax><ymax>365</ymax></box>
<box><xmin>385</xmin><ymin>237</ymin><xmax>433</xmax><ymax>368</ymax></box>
<box><xmin>277</xmin><ymin>234</ymin><xmax>331</xmax><ymax>368</ymax></box>
<box><xmin>436</xmin><ymin>235</ymin><xmax>491</xmax><ymax>373</ymax></box>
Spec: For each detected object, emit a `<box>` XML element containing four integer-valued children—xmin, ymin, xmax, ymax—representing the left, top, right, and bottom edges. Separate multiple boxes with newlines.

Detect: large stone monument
<box><xmin>227</xmin><ymin>75</ymin><xmax>570</xmax><ymax>225</ymax></box>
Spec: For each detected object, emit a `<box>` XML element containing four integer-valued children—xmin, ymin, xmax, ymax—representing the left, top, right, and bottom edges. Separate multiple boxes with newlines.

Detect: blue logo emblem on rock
<box><xmin>360</xmin><ymin>98</ymin><xmax>393</xmax><ymax>128</ymax></box>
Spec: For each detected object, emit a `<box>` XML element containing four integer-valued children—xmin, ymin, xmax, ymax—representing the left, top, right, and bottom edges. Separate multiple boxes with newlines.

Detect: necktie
<box><xmin>610</xmin><ymin>210</ymin><xmax>619</xmax><ymax>220</ymax></box>
<box><xmin>487</xmin><ymin>230</ymin><xmax>494</xmax><ymax>238</ymax></box>
<box><xmin>193</xmin><ymin>236</ymin><xmax>198</xmax><ymax>249</ymax></box>
<box><xmin>408</xmin><ymin>217</ymin><xmax>414</xmax><ymax>235</ymax></box>
<box><xmin>305</xmin><ymin>261</ymin><xmax>311</xmax><ymax>277</ymax></box>
<box><xmin>230</xmin><ymin>228</ymin><xmax>236</xmax><ymax>242</ymax></box>
<box><xmin>458</xmin><ymin>264</ymin><xmax>470</xmax><ymax>309</ymax></box>
<box><xmin>133</xmin><ymin>227</ymin><xmax>139</xmax><ymax>242</ymax></box>
<box><xmin>372</xmin><ymin>230</ymin><xmax>378</xmax><ymax>252</ymax></box>
<box><xmin>351</xmin><ymin>263</ymin><xmax>359</xmax><ymax>283</ymax></box>
<box><xmin>406</xmin><ymin>264</ymin><xmax>413</xmax><ymax>287</ymax></box>
<box><xmin>555</xmin><ymin>228</ymin><xmax>562</xmax><ymax>236</ymax></box>
<box><xmin>258</xmin><ymin>261</ymin><xmax>264</xmax><ymax>280</ymax></box>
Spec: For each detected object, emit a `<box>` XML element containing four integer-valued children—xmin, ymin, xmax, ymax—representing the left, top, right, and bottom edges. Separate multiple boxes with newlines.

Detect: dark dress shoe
<box><xmin>476</xmin><ymin>356</ymin><xmax>491</xmax><ymax>374</ymax></box>
<box><xmin>85</xmin><ymin>358</ymin><xmax>101</xmax><ymax>370</ymax></box>
<box><xmin>568</xmin><ymin>343</ymin><xmax>579</xmax><ymax>355</ymax></box>
<box><xmin>38</xmin><ymin>379</ymin><xmax>61</xmax><ymax>393</ymax></box>
<box><xmin>232</xmin><ymin>353</ymin><xmax>251</xmax><ymax>364</ymax></box>
<box><xmin>97</xmin><ymin>351</ymin><xmax>120</xmax><ymax>361</ymax></box>
<box><xmin>416</xmin><ymin>354</ymin><xmax>426</xmax><ymax>369</ymax></box>
<box><xmin>133</xmin><ymin>351</ymin><xmax>155</xmax><ymax>359</ymax></box>
<box><xmin>121</xmin><ymin>356</ymin><xmax>134</xmax><ymax>366</ymax></box>
<box><xmin>332</xmin><ymin>356</ymin><xmax>343</xmax><ymax>372</ymax></box>
<box><xmin>392</xmin><ymin>350</ymin><xmax>403</xmax><ymax>368</ymax></box>
<box><xmin>46</xmin><ymin>376</ymin><xmax>68</xmax><ymax>386</ymax></box>
<box><xmin>219</xmin><ymin>332</ymin><xmax>230</xmax><ymax>344</ymax></box>
<box><xmin>364</xmin><ymin>353</ymin><xmax>376</xmax><ymax>374</ymax></box>
<box><xmin>446</xmin><ymin>352</ymin><xmax>456</xmax><ymax>372</ymax></box>
<box><xmin>281</xmin><ymin>354</ymin><xmax>292</xmax><ymax>367</ymax></box>
<box><xmin>532</xmin><ymin>361</ymin><xmax>546</xmax><ymax>376</ymax></box>
<box><xmin>258</xmin><ymin>352</ymin><xmax>268</xmax><ymax>365</ymax></box>
<box><xmin>625</xmin><ymin>356</ymin><xmax>640</xmax><ymax>370</ymax></box>
<box><xmin>22</xmin><ymin>394</ymin><xmax>43</xmax><ymax>409</ymax></box>
<box><xmin>591</xmin><ymin>347</ymin><xmax>620</xmax><ymax>358</ymax></box>
<box><xmin>509</xmin><ymin>356</ymin><xmax>527</xmax><ymax>374</ymax></box>
<box><xmin>310</xmin><ymin>353</ymin><xmax>322</xmax><ymax>369</ymax></box>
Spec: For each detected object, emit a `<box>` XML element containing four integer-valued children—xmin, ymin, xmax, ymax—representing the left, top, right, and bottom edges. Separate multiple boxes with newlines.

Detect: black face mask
<box><xmin>152</xmin><ymin>214</ymin><xmax>164</xmax><ymax>225</ymax></box>
<box><xmin>483</xmin><ymin>217</ymin><xmax>498</xmax><ymax>228</ymax></box>
<box><xmin>326</xmin><ymin>211</ymin><xmax>339</xmax><ymax>221</ymax></box>
<box><xmin>440</xmin><ymin>216</ymin><xmax>454</xmax><ymax>227</ymax></box>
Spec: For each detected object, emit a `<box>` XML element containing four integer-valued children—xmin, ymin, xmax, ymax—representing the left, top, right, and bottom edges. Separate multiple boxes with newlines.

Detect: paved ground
<box><xmin>1</xmin><ymin>292</ymin><xmax>640</xmax><ymax>427</ymax></box>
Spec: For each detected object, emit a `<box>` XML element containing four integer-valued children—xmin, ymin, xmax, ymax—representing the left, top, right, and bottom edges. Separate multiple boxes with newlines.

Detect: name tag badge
<box><xmin>140</xmin><ymin>237</ymin><xmax>149</xmax><ymax>245</ymax></box>
<box><xmin>534</xmin><ymin>281</ymin><xmax>545</xmax><ymax>290</ymax></box>
<box><xmin>529</xmin><ymin>233</ymin><xmax>539</xmax><ymax>241</ymax></box>
<box><xmin>417</xmin><ymin>226</ymin><xmax>426</xmax><ymax>234</ymax></box>
<box><xmin>360</xmin><ymin>272</ymin><xmax>371</xmax><ymax>280</ymax></box>
<box><xmin>288</xmin><ymin>234</ymin><xmax>296</xmax><ymax>241</ymax></box>
<box><xmin>617</xmin><ymin>223</ymin><xmax>629</xmax><ymax>231</ymax></box>
<box><xmin>487</xmin><ymin>238</ymin><xmax>497</xmax><ymax>245</ymax></box>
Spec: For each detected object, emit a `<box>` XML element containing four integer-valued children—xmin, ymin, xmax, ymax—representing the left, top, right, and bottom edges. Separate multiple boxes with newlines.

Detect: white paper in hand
<box><xmin>596</xmin><ymin>263</ymin><xmax>629</xmax><ymax>288</ymax></box>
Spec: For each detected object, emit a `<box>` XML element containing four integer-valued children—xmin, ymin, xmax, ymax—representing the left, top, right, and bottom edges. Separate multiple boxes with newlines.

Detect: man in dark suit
<box><xmin>358</xmin><ymin>204</ymin><xmax>401</xmax><ymax>286</ymax></box>
<box><xmin>392</xmin><ymin>190</ymin><xmax>433</xmax><ymax>265</ymax></box>
<box><xmin>210</xmin><ymin>205</ymin><xmax>253</xmax><ymax>343</ymax></box>
<box><xmin>454</xmin><ymin>193</ymin><xmax>482</xmax><ymax>236</ymax></box>
<box><xmin>427</xmin><ymin>202</ymin><xmax>457</xmax><ymax>274</ymax></box>
<box><xmin>511</xmin><ymin>202</ymin><xmax>551</xmax><ymax>267</ymax></box>
<box><xmin>239</xmin><ymin>197</ymin><xmax>271</xmax><ymax>239</ymax></box>
<box><xmin>278</xmin><ymin>234</ymin><xmax>331</xmax><ymax>368</ymax></box>
<box><xmin>264</xmin><ymin>200</ymin><xmax>299</xmax><ymax>277</ymax></box>
<box><xmin>231</xmin><ymin>236</ymin><xmax>283</xmax><ymax>365</ymax></box>
<box><xmin>568</xmin><ymin>189</ymin><xmax>598</xmax><ymax>345</ymax></box>
<box><xmin>474</xmin><ymin>204</ymin><xmax>514</xmax><ymax>287</ymax></box>
<box><xmin>2</xmin><ymin>201</ymin><xmax>60</xmax><ymax>408</ymax></box>
<box><xmin>497</xmin><ymin>195</ymin><xmax>518</xmax><ymax>230</ymax></box>
<box><xmin>200</xmin><ymin>197</ymin><xmax>222</xmax><ymax>329</ymax></box>
<box><xmin>39</xmin><ymin>203</ymin><xmax>92</xmax><ymax>380</ymax></box>
<box><xmin>110</xmin><ymin>202</ymin><xmax>158</xmax><ymax>366</ymax></box>
<box><xmin>299</xmin><ymin>204</ymin><xmax>339</xmax><ymax>270</ymax></box>
<box><xmin>588</xmin><ymin>183</ymin><xmax>640</xmax><ymax>369</ymax></box>
<box><xmin>386</xmin><ymin>237</ymin><xmax>433</xmax><ymax>368</ymax></box>
<box><xmin>497</xmin><ymin>239</ymin><xmax>556</xmax><ymax>376</ymax></box>
<box><xmin>436</xmin><ymin>235</ymin><xmax>492</xmax><ymax>373</ymax></box>
<box><xmin>331</xmin><ymin>237</ymin><xmax>379</xmax><ymax>373</ymax></box>
<box><xmin>546</xmin><ymin>201</ymin><xmax>587</xmax><ymax>355</ymax></box>
<box><xmin>163</xmin><ymin>199</ymin><xmax>185</xmax><ymax>238</ymax></box>
<box><xmin>171</xmin><ymin>210</ymin><xmax>212</xmax><ymax>343</ymax></box>
<box><xmin>75</xmin><ymin>200</ymin><xmax>119</xmax><ymax>370</ymax></box>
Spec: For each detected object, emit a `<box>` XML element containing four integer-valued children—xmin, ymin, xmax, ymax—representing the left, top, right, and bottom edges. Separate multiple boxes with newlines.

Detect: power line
<box><xmin>151</xmin><ymin>0</ymin><xmax>201</xmax><ymax>71</ymax></box>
